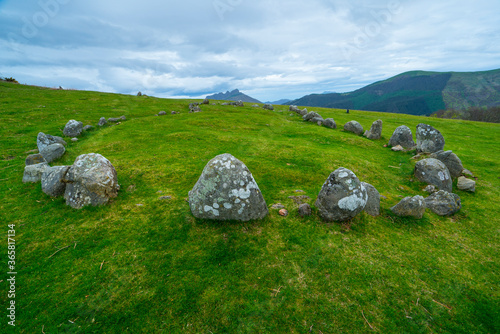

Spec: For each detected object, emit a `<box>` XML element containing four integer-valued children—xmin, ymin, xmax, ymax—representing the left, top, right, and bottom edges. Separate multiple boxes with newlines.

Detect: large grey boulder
<box><xmin>388</xmin><ymin>125</ymin><xmax>415</xmax><ymax>148</ymax></box>
<box><xmin>40</xmin><ymin>143</ymin><xmax>65</xmax><ymax>163</ymax></box>
<box><xmin>63</xmin><ymin>153</ymin><xmax>120</xmax><ymax>209</ymax></box>
<box><xmin>37</xmin><ymin>132</ymin><xmax>67</xmax><ymax>152</ymax></box>
<box><xmin>430</xmin><ymin>150</ymin><xmax>464</xmax><ymax>179</ymax></box>
<box><xmin>315</xmin><ymin>167</ymin><xmax>368</xmax><ymax>222</ymax></box>
<box><xmin>188</xmin><ymin>153</ymin><xmax>268</xmax><ymax>221</ymax></box>
<box><xmin>63</xmin><ymin>120</ymin><xmax>83</xmax><ymax>137</ymax></box>
<box><xmin>457</xmin><ymin>176</ymin><xmax>476</xmax><ymax>192</ymax></box>
<box><xmin>362</xmin><ymin>182</ymin><xmax>380</xmax><ymax>216</ymax></box>
<box><xmin>26</xmin><ymin>154</ymin><xmax>46</xmax><ymax>166</ymax></box>
<box><xmin>414</xmin><ymin>158</ymin><xmax>452</xmax><ymax>192</ymax></box>
<box><xmin>41</xmin><ymin>166</ymin><xmax>70</xmax><ymax>197</ymax></box>
<box><xmin>23</xmin><ymin>162</ymin><xmax>49</xmax><ymax>183</ymax></box>
<box><xmin>303</xmin><ymin>111</ymin><xmax>321</xmax><ymax>121</ymax></box>
<box><xmin>343</xmin><ymin>121</ymin><xmax>364</xmax><ymax>135</ymax></box>
<box><xmin>416</xmin><ymin>123</ymin><xmax>445</xmax><ymax>153</ymax></box>
<box><xmin>425</xmin><ymin>190</ymin><xmax>461</xmax><ymax>216</ymax></box>
<box><xmin>391</xmin><ymin>196</ymin><xmax>426</xmax><ymax>218</ymax></box>
<box><xmin>363</xmin><ymin>120</ymin><xmax>383</xmax><ymax>140</ymax></box>
<box><xmin>323</xmin><ymin>118</ymin><xmax>337</xmax><ymax>129</ymax></box>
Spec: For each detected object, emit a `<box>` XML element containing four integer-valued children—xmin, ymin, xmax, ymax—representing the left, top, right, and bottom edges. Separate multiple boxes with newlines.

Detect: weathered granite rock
<box><xmin>298</xmin><ymin>203</ymin><xmax>312</xmax><ymax>217</ymax></box>
<box><xmin>25</xmin><ymin>153</ymin><xmax>46</xmax><ymax>166</ymax></box>
<box><xmin>188</xmin><ymin>153</ymin><xmax>268</xmax><ymax>221</ymax></box>
<box><xmin>37</xmin><ymin>132</ymin><xmax>67</xmax><ymax>152</ymax></box>
<box><xmin>363</xmin><ymin>120</ymin><xmax>383</xmax><ymax>140</ymax></box>
<box><xmin>344</xmin><ymin>121</ymin><xmax>364</xmax><ymax>135</ymax></box>
<box><xmin>414</xmin><ymin>158</ymin><xmax>452</xmax><ymax>192</ymax></box>
<box><xmin>362</xmin><ymin>182</ymin><xmax>380</xmax><ymax>216</ymax></box>
<box><xmin>416</xmin><ymin>123</ymin><xmax>445</xmax><ymax>153</ymax></box>
<box><xmin>424</xmin><ymin>190</ymin><xmax>461</xmax><ymax>216</ymax></box>
<box><xmin>263</xmin><ymin>104</ymin><xmax>274</xmax><ymax>110</ymax></box>
<box><xmin>63</xmin><ymin>120</ymin><xmax>83</xmax><ymax>137</ymax></box>
<box><xmin>41</xmin><ymin>166</ymin><xmax>70</xmax><ymax>197</ymax></box>
<box><xmin>40</xmin><ymin>143</ymin><xmax>65</xmax><ymax>163</ymax></box>
<box><xmin>430</xmin><ymin>150</ymin><xmax>464</xmax><ymax>179</ymax></box>
<box><xmin>388</xmin><ymin>125</ymin><xmax>415</xmax><ymax>148</ymax></box>
<box><xmin>391</xmin><ymin>196</ymin><xmax>426</xmax><ymax>218</ymax></box>
<box><xmin>303</xmin><ymin>111</ymin><xmax>321</xmax><ymax>121</ymax></box>
<box><xmin>323</xmin><ymin>118</ymin><xmax>337</xmax><ymax>129</ymax></box>
<box><xmin>98</xmin><ymin>117</ymin><xmax>107</xmax><ymax>126</ymax></box>
<box><xmin>23</xmin><ymin>162</ymin><xmax>49</xmax><ymax>183</ymax></box>
<box><xmin>457</xmin><ymin>176</ymin><xmax>476</xmax><ymax>192</ymax></box>
<box><xmin>63</xmin><ymin>153</ymin><xmax>120</xmax><ymax>209</ymax></box>
<box><xmin>315</xmin><ymin>167</ymin><xmax>368</xmax><ymax>222</ymax></box>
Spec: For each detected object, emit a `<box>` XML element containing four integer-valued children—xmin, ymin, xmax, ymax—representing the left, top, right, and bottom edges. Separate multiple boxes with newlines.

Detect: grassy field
<box><xmin>1</xmin><ymin>81</ymin><xmax>499</xmax><ymax>333</ymax></box>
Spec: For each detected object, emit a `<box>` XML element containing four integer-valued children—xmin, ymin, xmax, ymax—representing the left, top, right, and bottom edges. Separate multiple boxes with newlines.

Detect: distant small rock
<box><xmin>279</xmin><ymin>209</ymin><xmax>288</xmax><ymax>217</ymax></box>
<box><xmin>108</xmin><ymin>117</ymin><xmax>121</xmax><ymax>123</ymax></box>
<box><xmin>230</xmin><ymin>100</ymin><xmax>244</xmax><ymax>107</ymax></box>
<box><xmin>23</xmin><ymin>162</ymin><xmax>49</xmax><ymax>183</ymax></box>
<box><xmin>391</xmin><ymin>196</ymin><xmax>426</xmax><ymax>218</ymax></box>
<box><xmin>425</xmin><ymin>190</ymin><xmax>461</xmax><ymax>216</ymax></box>
<box><xmin>462</xmin><ymin>169</ymin><xmax>474</xmax><ymax>178</ymax></box>
<box><xmin>137</xmin><ymin>91</ymin><xmax>142</xmax><ymax>96</ymax></box>
<box><xmin>344</xmin><ymin>121</ymin><xmax>364</xmax><ymax>135</ymax></box>
<box><xmin>202</xmin><ymin>98</ymin><xmax>210</xmax><ymax>105</ymax></box>
<box><xmin>221</xmin><ymin>103</ymin><xmax>229</xmax><ymax>106</ymax></box>
<box><xmin>310</xmin><ymin>117</ymin><xmax>324</xmax><ymax>125</ymax></box>
<box><xmin>298</xmin><ymin>203</ymin><xmax>312</xmax><ymax>217</ymax></box>
<box><xmin>416</xmin><ymin>123</ymin><xmax>445</xmax><ymax>153</ymax></box>
<box><xmin>63</xmin><ymin>120</ymin><xmax>83</xmax><ymax>137</ymax></box>
<box><xmin>457</xmin><ymin>176</ymin><xmax>476</xmax><ymax>192</ymax></box>
<box><xmin>323</xmin><ymin>118</ymin><xmax>337</xmax><ymax>129</ymax></box>
<box><xmin>252</xmin><ymin>104</ymin><xmax>259</xmax><ymax>108</ymax></box>
<box><xmin>271</xmin><ymin>203</ymin><xmax>285</xmax><ymax>209</ymax></box>
<box><xmin>302</xmin><ymin>111</ymin><xmax>321</xmax><ymax>121</ymax></box>
<box><xmin>159</xmin><ymin>196</ymin><xmax>172</xmax><ymax>201</ymax></box>
<box><xmin>71</xmin><ymin>138</ymin><xmax>78</xmax><ymax>142</ymax></box>
<box><xmin>98</xmin><ymin>117</ymin><xmax>107</xmax><ymax>126</ymax></box>
<box><xmin>388</xmin><ymin>125</ymin><xmax>415</xmax><ymax>148</ymax></box>
<box><xmin>171</xmin><ymin>111</ymin><xmax>180</xmax><ymax>115</ymax></box>
<box><xmin>263</xmin><ymin>104</ymin><xmax>274</xmax><ymax>110</ymax></box>
<box><xmin>158</xmin><ymin>111</ymin><xmax>167</xmax><ymax>116</ymax></box>
<box><xmin>120</xmin><ymin>115</ymin><xmax>126</xmax><ymax>121</ymax></box>
<box><xmin>363</xmin><ymin>120</ymin><xmax>383</xmax><ymax>140</ymax></box>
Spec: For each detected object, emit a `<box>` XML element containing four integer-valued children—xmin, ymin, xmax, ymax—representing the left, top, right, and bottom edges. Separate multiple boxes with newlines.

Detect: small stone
<box><xmin>98</xmin><ymin>117</ymin><xmax>107</xmax><ymax>126</ymax></box>
<box><xmin>127</xmin><ymin>185</ymin><xmax>136</xmax><ymax>192</ymax></box>
<box><xmin>171</xmin><ymin>111</ymin><xmax>179</xmax><ymax>115</ymax></box>
<box><xmin>71</xmin><ymin>138</ymin><xmax>78</xmax><ymax>142</ymax></box>
<box><xmin>263</xmin><ymin>104</ymin><xmax>274</xmax><ymax>110</ymax></box>
<box><xmin>159</xmin><ymin>196</ymin><xmax>172</xmax><ymax>200</ymax></box>
<box><xmin>391</xmin><ymin>145</ymin><xmax>404</xmax><ymax>152</ymax></box>
<box><xmin>202</xmin><ymin>98</ymin><xmax>210</xmax><ymax>105</ymax></box>
<box><xmin>108</xmin><ymin>117</ymin><xmax>121</xmax><ymax>123</ymax></box>
<box><xmin>298</xmin><ymin>203</ymin><xmax>312</xmax><ymax>217</ymax></box>
<box><xmin>462</xmin><ymin>169</ymin><xmax>474</xmax><ymax>178</ymax></box>
<box><xmin>295</xmin><ymin>189</ymin><xmax>305</xmax><ymax>193</ymax></box>
<box><xmin>25</xmin><ymin>153</ymin><xmax>46</xmax><ymax>166</ymax></box>
<box><xmin>271</xmin><ymin>203</ymin><xmax>285</xmax><ymax>209</ymax></box>
<box><xmin>457</xmin><ymin>176</ymin><xmax>476</xmax><ymax>192</ymax></box>
<box><xmin>83</xmin><ymin>125</ymin><xmax>93</xmax><ymax>131</ymax></box>
<box><xmin>158</xmin><ymin>111</ymin><xmax>167</xmax><ymax>116</ymax></box>
<box><xmin>279</xmin><ymin>209</ymin><xmax>288</xmax><ymax>217</ymax></box>
<box><xmin>423</xmin><ymin>185</ymin><xmax>438</xmax><ymax>194</ymax></box>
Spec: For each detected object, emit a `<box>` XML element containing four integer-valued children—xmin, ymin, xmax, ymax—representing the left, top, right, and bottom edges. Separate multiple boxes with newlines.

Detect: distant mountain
<box><xmin>206</xmin><ymin>89</ymin><xmax>261</xmax><ymax>103</ymax></box>
<box><xmin>265</xmin><ymin>99</ymin><xmax>291</xmax><ymax>105</ymax></box>
<box><xmin>288</xmin><ymin>69</ymin><xmax>500</xmax><ymax>115</ymax></box>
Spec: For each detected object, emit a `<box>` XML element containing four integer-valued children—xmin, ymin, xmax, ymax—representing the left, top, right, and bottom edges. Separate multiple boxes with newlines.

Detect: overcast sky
<box><xmin>1</xmin><ymin>0</ymin><xmax>499</xmax><ymax>101</ymax></box>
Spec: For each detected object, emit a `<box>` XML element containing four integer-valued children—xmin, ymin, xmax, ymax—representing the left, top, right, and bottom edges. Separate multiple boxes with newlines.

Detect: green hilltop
<box><xmin>1</xmin><ymin>81</ymin><xmax>499</xmax><ymax>333</ymax></box>
<box><xmin>289</xmin><ymin>69</ymin><xmax>500</xmax><ymax>115</ymax></box>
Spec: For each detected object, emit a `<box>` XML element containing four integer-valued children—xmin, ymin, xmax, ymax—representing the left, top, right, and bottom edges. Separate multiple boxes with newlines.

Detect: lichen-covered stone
<box><xmin>362</xmin><ymin>182</ymin><xmax>380</xmax><ymax>216</ymax></box>
<box><xmin>391</xmin><ymin>196</ymin><xmax>426</xmax><ymax>219</ymax></box>
<box><xmin>41</xmin><ymin>166</ymin><xmax>70</xmax><ymax>197</ymax></box>
<box><xmin>63</xmin><ymin>120</ymin><xmax>83</xmax><ymax>137</ymax></box>
<box><xmin>188</xmin><ymin>153</ymin><xmax>268</xmax><ymax>221</ymax></box>
<box><xmin>315</xmin><ymin>167</ymin><xmax>368</xmax><ymax>222</ymax></box>
<box><xmin>388</xmin><ymin>125</ymin><xmax>415</xmax><ymax>148</ymax></box>
<box><xmin>430</xmin><ymin>150</ymin><xmax>464</xmax><ymax>179</ymax></box>
<box><xmin>424</xmin><ymin>190</ymin><xmax>461</xmax><ymax>216</ymax></box>
<box><xmin>363</xmin><ymin>120</ymin><xmax>383</xmax><ymax>140</ymax></box>
<box><xmin>344</xmin><ymin>121</ymin><xmax>364</xmax><ymax>135</ymax></box>
<box><xmin>25</xmin><ymin>153</ymin><xmax>46</xmax><ymax>166</ymax></box>
<box><xmin>416</xmin><ymin>123</ymin><xmax>445</xmax><ymax>153</ymax></box>
<box><xmin>23</xmin><ymin>162</ymin><xmax>49</xmax><ymax>183</ymax></box>
<box><xmin>63</xmin><ymin>153</ymin><xmax>120</xmax><ymax>209</ymax></box>
<box><xmin>414</xmin><ymin>158</ymin><xmax>452</xmax><ymax>193</ymax></box>
<box><xmin>98</xmin><ymin>117</ymin><xmax>107</xmax><ymax>126</ymax></box>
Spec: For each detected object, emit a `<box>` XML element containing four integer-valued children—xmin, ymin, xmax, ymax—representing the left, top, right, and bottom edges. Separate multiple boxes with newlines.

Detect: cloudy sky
<box><xmin>1</xmin><ymin>0</ymin><xmax>499</xmax><ymax>101</ymax></box>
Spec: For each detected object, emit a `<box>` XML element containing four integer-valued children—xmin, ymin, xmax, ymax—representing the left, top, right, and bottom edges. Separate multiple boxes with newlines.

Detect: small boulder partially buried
<box><xmin>315</xmin><ymin>167</ymin><xmax>368</xmax><ymax>222</ymax></box>
<box><xmin>26</xmin><ymin>153</ymin><xmax>46</xmax><ymax>166</ymax></box>
<box><xmin>361</xmin><ymin>182</ymin><xmax>380</xmax><ymax>216</ymax></box>
<box><xmin>298</xmin><ymin>203</ymin><xmax>312</xmax><ymax>217</ymax></box>
<box><xmin>424</xmin><ymin>190</ymin><xmax>461</xmax><ymax>216</ymax></box>
<box><xmin>414</xmin><ymin>158</ymin><xmax>452</xmax><ymax>193</ymax></box>
<box><xmin>188</xmin><ymin>153</ymin><xmax>268</xmax><ymax>221</ymax></box>
<box><xmin>416</xmin><ymin>123</ymin><xmax>445</xmax><ymax>153</ymax></box>
<box><xmin>391</xmin><ymin>195</ymin><xmax>426</xmax><ymax>219</ymax></box>
<box><xmin>40</xmin><ymin>143</ymin><xmax>65</xmax><ymax>163</ymax></box>
<box><xmin>63</xmin><ymin>120</ymin><xmax>83</xmax><ymax>137</ymax></box>
<box><xmin>263</xmin><ymin>104</ymin><xmax>274</xmax><ymax>110</ymax></box>
<box><xmin>23</xmin><ymin>162</ymin><xmax>49</xmax><ymax>183</ymax></box>
<box><xmin>41</xmin><ymin>166</ymin><xmax>70</xmax><ymax>197</ymax></box>
<box><xmin>98</xmin><ymin>117</ymin><xmax>107</xmax><ymax>126</ymax></box>
<box><xmin>63</xmin><ymin>153</ymin><xmax>120</xmax><ymax>209</ymax></box>
<box><xmin>343</xmin><ymin>121</ymin><xmax>364</xmax><ymax>135</ymax></box>
<box><xmin>430</xmin><ymin>150</ymin><xmax>464</xmax><ymax>179</ymax></box>
<box><xmin>303</xmin><ymin>111</ymin><xmax>321</xmax><ymax>122</ymax></box>
<box><xmin>458</xmin><ymin>176</ymin><xmax>476</xmax><ymax>192</ymax></box>
<box><xmin>323</xmin><ymin>118</ymin><xmax>337</xmax><ymax>129</ymax></box>
<box><xmin>388</xmin><ymin>125</ymin><xmax>415</xmax><ymax>148</ymax></box>
<box><xmin>363</xmin><ymin>120</ymin><xmax>382</xmax><ymax>140</ymax></box>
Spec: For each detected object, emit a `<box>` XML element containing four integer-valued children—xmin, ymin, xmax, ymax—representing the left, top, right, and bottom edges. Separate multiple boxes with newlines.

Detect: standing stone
<box><xmin>41</xmin><ymin>166</ymin><xmax>70</xmax><ymax>197</ymax></box>
<box><xmin>363</xmin><ymin>120</ymin><xmax>383</xmax><ymax>140</ymax></box>
<box><xmin>430</xmin><ymin>150</ymin><xmax>464</xmax><ymax>179</ymax></box>
<box><xmin>343</xmin><ymin>121</ymin><xmax>364</xmax><ymax>135</ymax></box>
<box><xmin>414</xmin><ymin>158</ymin><xmax>452</xmax><ymax>192</ymax></box>
<box><xmin>323</xmin><ymin>118</ymin><xmax>337</xmax><ymax>129</ymax></box>
<box><xmin>362</xmin><ymin>182</ymin><xmax>380</xmax><ymax>216</ymax></box>
<box><xmin>98</xmin><ymin>117</ymin><xmax>107</xmax><ymax>126</ymax></box>
<box><xmin>391</xmin><ymin>196</ymin><xmax>426</xmax><ymax>219</ymax></box>
<box><xmin>23</xmin><ymin>162</ymin><xmax>49</xmax><ymax>183</ymax></box>
<box><xmin>457</xmin><ymin>176</ymin><xmax>476</xmax><ymax>192</ymax></box>
<box><xmin>388</xmin><ymin>125</ymin><xmax>415</xmax><ymax>148</ymax></box>
<box><xmin>188</xmin><ymin>153</ymin><xmax>268</xmax><ymax>221</ymax></box>
<box><xmin>26</xmin><ymin>154</ymin><xmax>46</xmax><ymax>166</ymax></box>
<box><xmin>303</xmin><ymin>111</ymin><xmax>321</xmax><ymax>121</ymax></box>
<box><xmin>315</xmin><ymin>167</ymin><xmax>368</xmax><ymax>222</ymax></box>
<box><xmin>63</xmin><ymin>153</ymin><xmax>120</xmax><ymax>209</ymax></box>
<box><xmin>63</xmin><ymin>120</ymin><xmax>83</xmax><ymax>137</ymax></box>
<box><xmin>416</xmin><ymin>123</ymin><xmax>445</xmax><ymax>153</ymax></box>
<box><xmin>424</xmin><ymin>190</ymin><xmax>461</xmax><ymax>216</ymax></box>
<box><xmin>298</xmin><ymin>203</ymin><xmax>312</xmax><ymax>217</ymax></box>
<box><xmin>37</xmin><ymin>132</ymin><xmax>67</xmax><ymax>152</ymax></box>
<box><xmin>40</xmin><ymin>143</ymin><xmax>65</xmax><ymax>163</ymax></box>
<box><xmin>263</xmin><ymin>104</ymin><xmax>274</xmax><ymax>110</ymax></box>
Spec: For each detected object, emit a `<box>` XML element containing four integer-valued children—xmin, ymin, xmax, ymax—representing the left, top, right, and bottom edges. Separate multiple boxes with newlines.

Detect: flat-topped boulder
<box><xmin>315</xmin><ymin>167</ymin><xmax>368</xmax><ymax>222</ymax></box>
<box><xmin>188</xmin><ymin>153</ymin><xmax>268</xmax><ymax>221</ymax></box>
<box><xmin>388</xmin><ymin>125</ymin><xmax>415</xmax><ymax>148</ymax></box>
<box><xmin>416</xmin><ymin>123</ymin><xmax>445</xmax><ymax>153</ymax></box>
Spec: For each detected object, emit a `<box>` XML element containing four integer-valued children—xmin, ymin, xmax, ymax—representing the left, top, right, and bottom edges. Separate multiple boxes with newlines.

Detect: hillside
<box><xmin>206</xmin><ymin>89</ymin><xmax>261</xmax><ymax>103</ymax></box>
<box><xmin>1</xmin><ymin>82</ymin><xmax>499</xmax><ymax>333</ymax></box>
<box><xmin>288</xmin><ymin>69</ymin><xmax>500</xmax><ymax>115</ymax></box>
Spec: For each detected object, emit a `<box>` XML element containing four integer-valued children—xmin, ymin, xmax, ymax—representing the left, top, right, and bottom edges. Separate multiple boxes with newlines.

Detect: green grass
<box><xmin>1</xmin><ymin>81</ymin><xmax>499</xmax><ymax>333</ymax></box>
